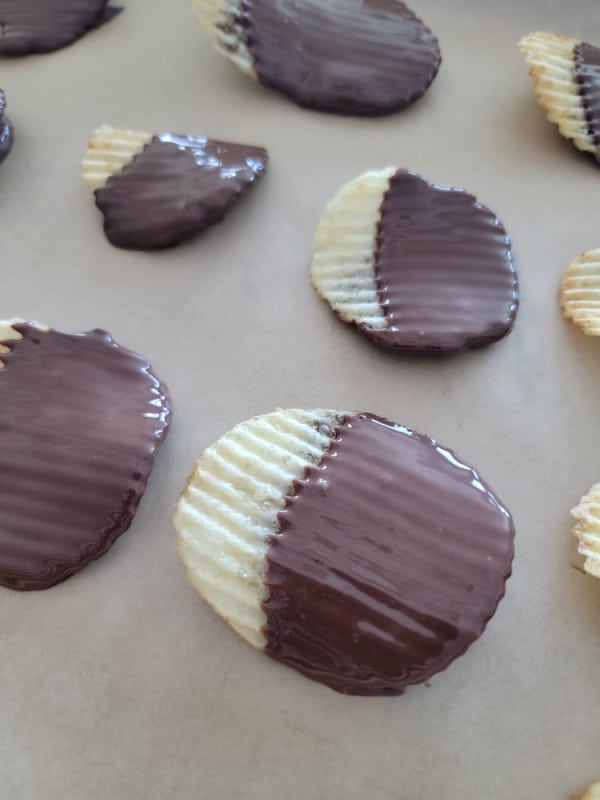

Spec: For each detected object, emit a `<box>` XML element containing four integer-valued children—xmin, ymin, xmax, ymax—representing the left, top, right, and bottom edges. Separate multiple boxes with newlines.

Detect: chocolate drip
<box><xmin>263</xmin><ymin>413</ymin><xmax>514</xmax><ymax>695</ymax></box>
<box><xmin>574</xmin><ymin>41</ymin><xmax>600</xmax><ymax>156</ymax></box>
<box><xmin>0</xmin><ymin>0</ymin><xmax>120</xmax><ymax>56</ymax></box>
<box><xmin>241</xmin><ymin>0</ymin><xmax>441</xmax><ymax>115</ymax></box>
<box><xmin>94</xmin><ymin>135</ymin><xmax>268</xmax><ymax>250</ymax></box>
<box><xmin>364</xmin><ymin>170</ymin><xmax>518</xmax><ymax>351</ymax></box>
<box><xmin>0</xmin><ymin>323</ymin><xmax>171</xmax><ymax>590</ymax></box>
<box><xmin>0</xmin><ymin>90</ymin><xmax>13</xmax><ymax>164</ymax></box>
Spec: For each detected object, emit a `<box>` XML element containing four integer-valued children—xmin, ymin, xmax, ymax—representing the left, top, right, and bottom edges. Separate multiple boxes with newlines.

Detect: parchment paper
<box><xmin>1</xmin><ymin>1</ymin><xmax>599</xmax><ymax>798</ymax></box>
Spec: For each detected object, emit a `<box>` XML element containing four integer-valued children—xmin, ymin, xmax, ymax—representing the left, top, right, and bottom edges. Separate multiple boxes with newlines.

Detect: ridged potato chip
<box><xmin>310</xmin><ymin>168</ymin><xmax>517</xmax><ymax>352</ymax></box>
<box><xmin>519</xmin><ymin>31</ymin><xmax>598</xmax><ymax>156</ymax></box>
<box><xmin>571</xmin><ymin>485</ymin><xmax>600</xmax><ymax>579</ymax></box>
<box><xmin>175</xmin><ymin>409</ymin><xmax>344</xmax><ymax>649</ymax></box>
<box><xmin>82</xmin><ymin>125</ymin><xmax>152</xmax><ymax>190</ymax></box>
<box><xmin>174</xmin><ymin>408</ymin><xmax>514</xmax><ymax>695</ymax></box>
<box><xmin>311</xmin><ymin>169</ymin><xmax>394</xmax><ymax>331</ymax></box>
<box><xmin>561</xmin><ymin>249</ymin><xmax>600</xmax><ymax>336</ymax></box>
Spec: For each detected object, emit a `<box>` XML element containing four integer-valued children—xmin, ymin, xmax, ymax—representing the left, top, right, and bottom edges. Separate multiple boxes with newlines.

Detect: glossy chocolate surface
<box><xmin>94</xmin><ymin>134</ymin><xmax>268</xmax><ymax>250</ymax></box>
<box><xmin>575</xmin><ymin>41</ymin><xmax>600</xmax><ymax>155</ymax></box>
<box><xmin>0</xmin><ymin>90</ymin><xmax>13</xmax><ymax>164</ymax></box>
<box><xmin>263</xmin><ymin>413</ymin><xmax>514</xmax><ymax>695</ymax></box>
<box><xmin>0</xmin><ymin>0</ymin><xmax>120</xmax><ymax>56</ymax></box>
<box><xmin>240</xmin><ymin>0</ymin><xmax>441</xmax><ymax>115</ymax></box>
<box><xmin>364</xmin><ymin>170</ymin><xmax>518</xmax><ymax>351</ymax></box>
<box><xmin>0</xmin><ymin>323</ymin><xmax>171</xmax><ymax>590</ymax></box>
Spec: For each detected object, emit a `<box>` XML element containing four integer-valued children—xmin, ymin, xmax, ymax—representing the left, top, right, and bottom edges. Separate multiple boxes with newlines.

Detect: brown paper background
<box><xmin>1</xmin><ymin>1</ymin><xmax>599</xmax><ymax>797</ymax></box>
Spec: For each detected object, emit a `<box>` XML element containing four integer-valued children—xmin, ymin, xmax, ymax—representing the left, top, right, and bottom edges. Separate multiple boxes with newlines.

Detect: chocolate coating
<box><xmin>0</xmin><ymin>323</ymin><xmax>171</xmax><ymax>590</ymax></box>
<box><xmin>263</xmin><ymin>413</ymin><xmax>514</xmax><ymax>695</ymax></box>
<box><xmin>0</xmin><ymin>0</ymin><xmax>120</xmax><ymax>55</ymax></box>
<box><xmin>240</xmin><ymin>0</ymin><xmax>441</xmax><ymax>115</ymax></box>
<box><xmin>0</xmin><ymin>90</ymin><xmax>13</xmax><ymax>164</ymax></box>
<box><xmin>364</xmin><ymin>170</ymin><xmax>518</xmax><ymax>351</ymax></box>
<box><xmin>94</xmin><ymin>135</ymin><xmax>268</xmax><ymax>250</ymax></box>
<box><xmin>575</xmin><ymin>41</ymin><xmax>600</xmax><ymax>156</ymax></box>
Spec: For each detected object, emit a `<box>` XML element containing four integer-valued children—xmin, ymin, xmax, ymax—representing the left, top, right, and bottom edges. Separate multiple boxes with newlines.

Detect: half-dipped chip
<box><xmin>175</xmin><ymin>408</ymin><xmax>514</xmax><ymax>695</ymax></box>
<box><xmin>310</xmin><ymin>169</ymin><xmax>518</xmax><ymax>352</ymax></box>
<box><xmin>519</xmin><ymin>31</ymin><xmax>600</xmax><ymax>161</ymax></box>
<box><xmin>83</xmin><ymin>125</ymin><xmax>268</xmax><ymax>250</ymax></box>
<box><xmin>190</xmin><ymin>0</ymin><xmax>441</xmax><ymax>116</ymax></box>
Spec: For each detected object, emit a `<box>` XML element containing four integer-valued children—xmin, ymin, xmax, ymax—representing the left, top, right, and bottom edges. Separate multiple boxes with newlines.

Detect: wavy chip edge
<box><xmin>83</xmin><ymin>125</ymin><xmax>153</xmax><ymax>191</ymax></box>
<box><xmin>519</xmin><ymin>31</ymin><xmax>596</xmax><ymax>154</ymax></box>
<box><xmin>174</xmin><ymin>408</ymin><xmax>347</xmax><ymax>649</ymax></box>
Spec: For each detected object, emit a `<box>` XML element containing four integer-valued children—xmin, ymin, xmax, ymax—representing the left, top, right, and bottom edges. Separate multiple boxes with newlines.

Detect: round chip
<box><xmin>175</xmin><ymin>408</ymin><xmax>515</xmax><ymax>695</ymax></box>
<box><xmin>310</xmin><ymin>168</ymin><xmax>518</xmax><ymax>352</ymax></box>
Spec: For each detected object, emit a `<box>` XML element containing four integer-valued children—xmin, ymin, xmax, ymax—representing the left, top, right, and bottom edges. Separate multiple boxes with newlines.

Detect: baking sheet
<box><xmin>1</xmin><ymin>1</ymin><xmax>599</xmax><ymax>797</ymax></box>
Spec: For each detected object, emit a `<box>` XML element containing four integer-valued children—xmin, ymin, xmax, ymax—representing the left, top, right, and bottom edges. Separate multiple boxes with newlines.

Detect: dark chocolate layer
<box><xmin>0</xmin><ymin>323</ymin><xmax>171</xmax><ymax>590</ymax></box>
<box><xmin>574</xmin><ymin>41</ymin><xmax>600</xmax><ymax>156</ymax></box>
<box><xmin>94</xmin><ymin>135</ymin><xmax>268</xmax><ymax>250</ymax></box>
<box><xmin>364</xmin><ymin>170</ymin><xmax>518</xmax><ymax>351</ymax></box>
<box><xmin>0</xmin><ymin>0</ymin><xmax>120</xmax><ymax>56</ymax></box>
<box><xmin>0</xmin><ymin>90</ymin><xmax>13</xmax><ymax>164</ymax></box>
<box><xmin>263</xmin><ymin>413</ymin><xmax>514</xmax><ymax>695</ymax></box>
<box><xmin>239</xmin><ymin>0</ymin><xmax>441</xmax><ymax>115</ymax></box>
